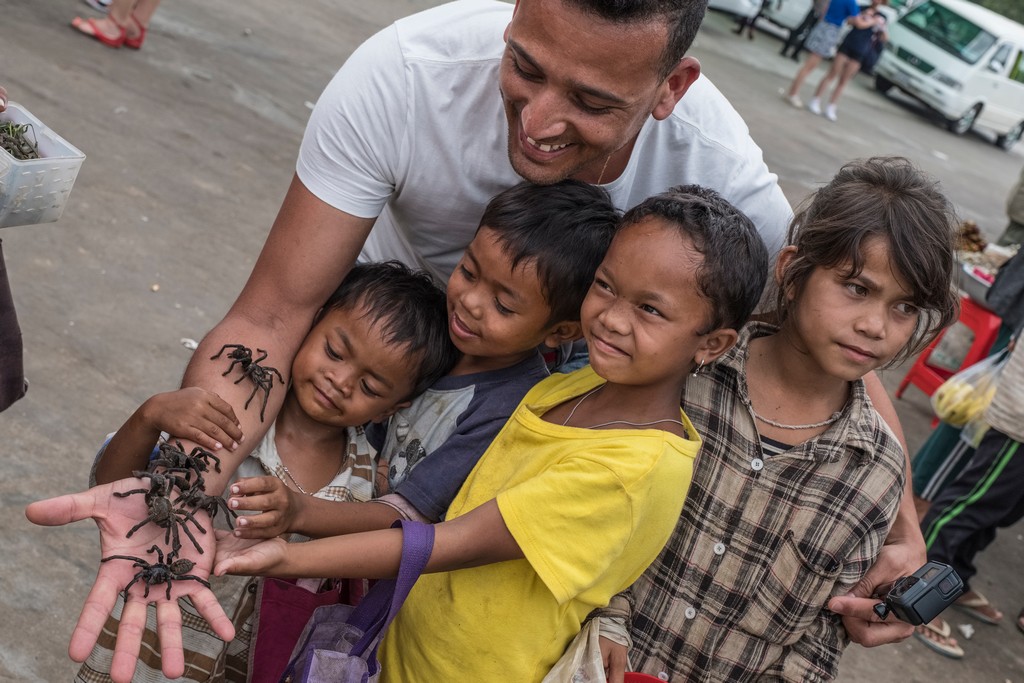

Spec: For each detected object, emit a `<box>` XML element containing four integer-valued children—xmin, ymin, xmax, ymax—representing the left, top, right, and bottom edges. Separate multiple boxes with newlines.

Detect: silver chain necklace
<box><xmin>749</xmin><ymin>405</ymin><xmax>844</xmax><ymax>430</ymax></box>
<box><xmin>562</xmin><ymin>385</ymin><xmax>685</xmax><ymax>431</ymax></box>
<box><xmin>280</xmin><ymin>465</ymin><xmax>312</xmax><ymax>495</ymax></box>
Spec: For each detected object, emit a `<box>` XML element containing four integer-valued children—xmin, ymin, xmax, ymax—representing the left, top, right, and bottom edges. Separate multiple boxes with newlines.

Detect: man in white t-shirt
<box><xmin>26</xmin><ymin>2</ymin><xmax>921</xmax><ymax>680</ymax></box>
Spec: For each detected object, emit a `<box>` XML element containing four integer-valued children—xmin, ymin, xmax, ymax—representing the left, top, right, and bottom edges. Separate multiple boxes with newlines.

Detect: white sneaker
<box><xmin>825</xmin><ymin>104</ymin><xmax>838</xmax><ymax>121</ymax></box>
<box><xmin>81</xmin><ymin>0</ymin><xmax>111</xmax><ymax>11</ymax></box>
<box><xmin>807</xmin><ymin>98</ymin><xmax>822</xmax><ymax>115</ymax></box>
<box><xmin>784</xmin><ymin>93</ymin><xmax>803</xmax><ymax>109</ymax></box>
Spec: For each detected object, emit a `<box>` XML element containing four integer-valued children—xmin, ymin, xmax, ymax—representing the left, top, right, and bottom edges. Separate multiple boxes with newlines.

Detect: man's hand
<box><xmin>828</xmin><ymin>537</ymin><xmax>923</xmax><ymax>646</ymax></box>
<box><xmin>25</xmin><ymin>479</ymin><xmax>234</xmax><ymax>683</ymax></box>
<box><xmin>599</xmin><ymin>635</ymin><xmax>628</xmax><ymax>683</ymax></box>
<box><xmin>228</xmin><ymin>475</ymin><xmax>301</xmax><ymax>538</ymax></box>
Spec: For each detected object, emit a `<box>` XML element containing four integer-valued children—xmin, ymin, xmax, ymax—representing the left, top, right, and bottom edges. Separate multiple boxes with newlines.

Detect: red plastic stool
<box><xmin>896</xmin><ymin>295</ymin><xmax>1002</xmax><ymax>401</ymax></box>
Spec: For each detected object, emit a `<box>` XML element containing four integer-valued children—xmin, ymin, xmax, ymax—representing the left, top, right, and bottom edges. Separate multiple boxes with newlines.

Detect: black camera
<box><xmin>872</xmin><ymin>561</ymin><xmax>964</xmax><ymax>625</ymax></box>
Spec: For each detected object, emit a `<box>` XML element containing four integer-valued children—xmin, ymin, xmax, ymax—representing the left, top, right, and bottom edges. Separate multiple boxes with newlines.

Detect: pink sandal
<box><xmin>124</xmin><ymin>14</ymin><xmax>146</xmax><ymax>49</ymax></box>
<box><xmin>70</xmin><ymin>15</ymin><xmax>126</xmax><ymax>48</ymax></box>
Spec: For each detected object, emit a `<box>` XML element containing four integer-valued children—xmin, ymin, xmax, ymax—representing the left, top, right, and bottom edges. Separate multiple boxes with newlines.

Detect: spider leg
<box><xmin>244</xmin><ymin>382</ymin><xmax>260</xmax><ymax>411</ymax></box>
<box><xmin>177</xmin><ymin>516</ymin><xmax>205</xmax><ymax>554</ymax></box>
<box><xmin>113</xmin><ymin>488</ymin><xmax>149</xmax><ymax>499</ymax></box>
<box><xmin>123</xmin><ymin>574</ymin><xmax>143</xmax><ymax>597</ymax></box>
<box><xmin>179</xmin><ymin>507</ymin><xmax>207</xmax><ymax>534</ymax></box>
<box><xmin>176</xmin><ymin>573</ymin><xmax>211</xmax><ymax>590</ymax></box>
<box><xmin>169</xmin><ymin>522</ymin><xmax>183</xmax><ymax>556</ymax></box>
<box><xmin>125</xmin><ymin>515</ymin><xmax>155</xmax><ymax>538</ymax></box>
<box><xmin>101</xmin><ymin>554</ymin><xmax>147</xmax><ymax>564</ymax></box>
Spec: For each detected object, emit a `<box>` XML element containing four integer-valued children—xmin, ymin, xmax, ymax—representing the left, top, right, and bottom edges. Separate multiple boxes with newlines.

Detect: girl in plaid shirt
<box><xmin>606</xmin><ymin>157</ymin><xmax>961</xmax><ymax>682</ymax></box>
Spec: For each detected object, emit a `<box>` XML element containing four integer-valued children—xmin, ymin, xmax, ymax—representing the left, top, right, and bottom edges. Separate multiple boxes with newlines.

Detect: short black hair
<box><xmin>565</xmin><ymin>0</ymin><xmax>708</xmax><ymax>78</ymax></box>
<box><xmin>319</xmin><ymin>261</ymin><xmax>459</xmax><ymax>396</ymax></box>
<box><xmin>478</xmin><ymin>180</ymin><xmax>620</xmax><ymax>326</ymax></box>
<box><xmin>778</xmin><ymin>156</ymin><xmax>960</xmax><ymax>366</ymax></box>
<box><xmin>619</xmin><ymin>185</ymin><xmax>768</xmax><ymax>332</ymax></box>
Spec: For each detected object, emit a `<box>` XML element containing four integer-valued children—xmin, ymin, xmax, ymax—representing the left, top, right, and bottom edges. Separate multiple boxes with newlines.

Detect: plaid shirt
<box><xmin>627</xmin><ymin>323</ymin><xmax>905</xmax><ymax>682</ymax></box>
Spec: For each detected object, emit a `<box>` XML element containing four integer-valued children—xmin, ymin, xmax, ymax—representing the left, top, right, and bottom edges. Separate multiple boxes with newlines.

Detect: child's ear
<box><xmin>695</xmin><ymin>327</ymin><xmax>740</xmax><ymax>366</ymax></box>
<box><xmin>542</xmin><ymin>321</ymin><xmax>583</xmax><ymax>349</ymax></box>
<box><xmin>774</xmin><ymin>245</ymin><xmax>799</xmax><ymax>293</ymax></box>
<box><xmin>372</xmin><ymin>400</ymin><xmax>412</xmax><ymax>424</ymax></box>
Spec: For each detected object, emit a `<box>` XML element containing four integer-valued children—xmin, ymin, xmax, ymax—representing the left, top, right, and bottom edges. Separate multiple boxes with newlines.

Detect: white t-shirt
<box><xmin>297</xmin><ymin>0</ymin><xmax>792</xmax><ymax>283</ymax></box>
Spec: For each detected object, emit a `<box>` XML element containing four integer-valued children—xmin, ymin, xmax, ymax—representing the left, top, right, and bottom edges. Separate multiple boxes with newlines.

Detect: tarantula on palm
<box><xmin>102</xmin><ymin>545</ymin><xmax>210</xmax><ymax>600</ymax></box>
<box><xmin>114</xmin><ymin>470</ymin><xmax>207</xmax><ymax>554</ymax></box>
<box><xmin>210</xmin><ymin>343</ymin><xmax>284</xmax><ymax>422</ymax></box>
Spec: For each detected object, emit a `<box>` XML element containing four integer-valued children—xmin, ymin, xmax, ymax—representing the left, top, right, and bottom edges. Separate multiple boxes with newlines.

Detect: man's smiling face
<box><xmin>499</xmin><ymin>0</ymin><xmax>693</xmax><ymax>185</ymax></box>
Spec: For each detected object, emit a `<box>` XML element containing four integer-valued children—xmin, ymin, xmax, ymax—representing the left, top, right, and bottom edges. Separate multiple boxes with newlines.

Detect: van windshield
<box><xmin>900</xmin><ymin>1</ymin><xmax>997</xmax><ymax>65</ymax></box>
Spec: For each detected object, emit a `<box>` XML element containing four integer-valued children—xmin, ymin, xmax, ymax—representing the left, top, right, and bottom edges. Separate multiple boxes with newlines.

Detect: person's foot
<box><xmin>954</xmin><ymin>590</ymin><xmax>1003</xmax><ymax>624</ymax></box>
<box><xmin>914</xmin><ymin>617</ymin><xmax>964</xmax><ymax>659</ymax></box>
<box><xmin>825</xmin><ymin>103</ymin><xmax>838</xmax><ymax>121</ymax></box>
<box><xmin>81</xmin><ymin>0</ymin><xmax>111</xmax><ymax>11</ymax></box>
<box><xmin>1017</xmin><ymin>607</ymin><xmax>1024</xmax><ymax>635</ymax></box>
<box><xmin>780</xmin><ymin>89</ymin><xmax>803</xmax><ymax>109</ymax></box>
<box><xmin>70</xmin><ymin>15</ymin><xmax>125</xmax><ymax>47</ymax></box>
<box><xmin>790</xmin><ymin>53</ymin><xmax>801</xmax><ymax>61</ymax></box>
<box><xmin>807</xmin><ymin>97</ymin><xmax>822</xmax><ymax>115</ymax></box>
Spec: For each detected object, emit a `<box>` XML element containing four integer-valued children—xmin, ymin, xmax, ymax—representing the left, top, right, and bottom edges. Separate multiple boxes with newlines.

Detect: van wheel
<box><xmin>996</xmin><ymin>121</ymin><xmax>1024</xmax><ymax>151</ymax></box>
<box><xmin>947</xmin><ymin>104</ymin><xmax>981</xmax><ymax>135</ymax></box>
<box><xmin>874</xmin><ymin>75</ymin><xmax>893</xmax><ymax>94</ymax></box>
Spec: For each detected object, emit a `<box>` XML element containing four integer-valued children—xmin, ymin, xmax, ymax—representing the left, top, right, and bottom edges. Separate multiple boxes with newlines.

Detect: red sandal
<box><xmin>124</xmin><ymin>14</ymin><xmax>146</xmax><ymax>49</ymax></box>
<box><xmin>70</xmin><ymin>15</ymin><xmax>126</xmax><ymax>48</ymax></box>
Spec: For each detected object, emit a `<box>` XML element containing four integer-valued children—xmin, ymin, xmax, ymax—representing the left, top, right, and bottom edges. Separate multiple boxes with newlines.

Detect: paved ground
<box><xmin>1</xmin><ymin>1</ymin><xmax>1023</xmax><ymax>680</ymax></box>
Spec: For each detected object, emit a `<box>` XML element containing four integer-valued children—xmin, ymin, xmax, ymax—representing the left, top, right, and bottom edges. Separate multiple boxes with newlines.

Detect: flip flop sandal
<box><xmin>70</xmin><ymin>16</ymin><xmax>126</xmax><ymax>48</ymax></box>
<box><xmin>914</xmin><ymin>621</ymin><xmax>964</xmax><ymax>659</ymax></box>
<box><xmin>124</xmin><ymin>14</ymin><xmax>146</xmax><ymax>50</ymax></box>
<box><xmin>954</xmin><ymin>590</ymin><xmax>1002</xmax><ymax>625</ymax></box>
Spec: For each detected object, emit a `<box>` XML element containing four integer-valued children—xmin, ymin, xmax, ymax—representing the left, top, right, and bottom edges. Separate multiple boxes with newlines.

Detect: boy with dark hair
<box><xmin>227</xmin><ymin>179</ymin><xmax>621</xmax><ymax>534</ymax></box>
<box><xmin>77</xmin><ymin>261</ymin><xmax>458</xmax><ymax>682</ymax></box>
<box><xmin>212</xmin><ymin>183</ymin><xmax>768</xmax><ymax>681</ymax></box>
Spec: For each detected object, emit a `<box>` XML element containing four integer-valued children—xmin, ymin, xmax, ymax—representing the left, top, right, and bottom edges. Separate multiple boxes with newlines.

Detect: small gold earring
<box><xmin>691</xmin><ymin>358</ymin><xmax>705</xmax><ymax>377</ymax></box>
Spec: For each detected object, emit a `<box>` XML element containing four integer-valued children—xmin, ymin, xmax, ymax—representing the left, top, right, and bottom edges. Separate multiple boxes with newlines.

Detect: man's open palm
<box><xmin>25</xmin><ymin>478</ymin><xmax>234</xmax><ymax>683</ymax></box>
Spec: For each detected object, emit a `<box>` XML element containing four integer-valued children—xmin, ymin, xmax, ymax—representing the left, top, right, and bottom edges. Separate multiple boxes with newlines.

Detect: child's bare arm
<box><xmin>228</xmin><ymin>476</ymin><xmax>409</xmax><ymax>538</ymax></box>
<box><xmin>215</xmin><ymin>498</ymin><xmax>521</xmax><ymax>578</ymax></box>
<box><xmin>95</xmin><ymin>388</ymin><xmax>243</xmax><ymax>485</ymax></box>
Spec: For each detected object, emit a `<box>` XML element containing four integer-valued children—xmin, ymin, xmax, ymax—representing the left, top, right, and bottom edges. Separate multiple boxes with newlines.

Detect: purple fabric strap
<box><xmin>347</xmin><ymin>519</ymin><xmax>435</xmax><ymax>658</ymax></box>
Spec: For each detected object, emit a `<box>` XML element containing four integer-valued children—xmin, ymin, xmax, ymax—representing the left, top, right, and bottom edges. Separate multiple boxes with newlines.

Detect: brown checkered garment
<box><xmin>626</xmin><ymin>323</ymin><xmax>906</xmax><ymax>682</ymax></box>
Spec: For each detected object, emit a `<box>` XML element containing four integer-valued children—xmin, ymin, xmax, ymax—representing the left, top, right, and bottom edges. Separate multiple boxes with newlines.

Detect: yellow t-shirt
<box><xmin>379</xmin><ymin>366</ymin><xmax>699</xmax><ymax>682</ymax></box>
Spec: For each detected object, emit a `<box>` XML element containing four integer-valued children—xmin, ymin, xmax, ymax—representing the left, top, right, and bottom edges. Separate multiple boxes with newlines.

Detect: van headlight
<box><xmin>932</xmin><ymin>72</ymin><xmax>962</xmax><ymax>90</ymax></box>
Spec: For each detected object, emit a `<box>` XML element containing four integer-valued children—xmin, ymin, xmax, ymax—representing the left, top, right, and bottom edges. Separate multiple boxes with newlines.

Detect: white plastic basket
<box><xmin>0</xmin><ymin>102</ymin><xmax>86</xmax><ymax>228</ymax></box>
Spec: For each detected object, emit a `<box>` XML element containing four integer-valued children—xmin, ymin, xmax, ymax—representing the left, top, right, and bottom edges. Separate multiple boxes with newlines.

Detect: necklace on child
<box><xmin>749</xmin><ymin>405</ymin><xmax>844</xmax><ymax>430</ymax></box>
<box><xmin>280</xmin><ymin>465</ymin><xmax>312</xmax><ymax>496</ymax></box>
<box><xmin>562</xmin><ymin>385</ymin><xmax>685</xmax><ymax>431</ymax></box>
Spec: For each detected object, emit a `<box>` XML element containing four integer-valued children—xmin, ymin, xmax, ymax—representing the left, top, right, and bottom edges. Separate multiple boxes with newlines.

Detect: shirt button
<box><xmin>684</xmin><ymin>606</ymin><xmax>697</xmax><ymax>619</ymax></box>
<box><xmin>658</xmin><ymin>674</ymin><xmax>670</xmax><ymax>681</ymax></box>
<box><xmin>714</xmin><ymin>542</ymin><xmax>726</xmax><ymax>555</ymax></box>
<box><xmin>751</xmin><ymin>458</ymin><xmax>764</xmax><ymax>471</ymax></box>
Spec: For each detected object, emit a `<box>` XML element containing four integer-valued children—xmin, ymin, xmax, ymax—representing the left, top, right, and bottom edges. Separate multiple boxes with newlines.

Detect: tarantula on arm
<box><xmin>102</xmin><ymin>545</ymin><xmax>210</xmax><ymax>600</ymax></box>
<box><xmin>210</xmin><ymin>343</ymin><xmax>284</xmax><ymax>422</ymax></box>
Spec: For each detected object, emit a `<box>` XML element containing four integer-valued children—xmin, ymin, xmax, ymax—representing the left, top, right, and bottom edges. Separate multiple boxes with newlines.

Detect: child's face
<box><xmin>289</xmin><ymin>304</ymin><xmax>419</xmax><ymax>428</ymax></box>
<box><xmin>782</xmin><ymin>236</ymin><xmax>919</xmax><ymax>381</ymax></box>
<box><xmin>580</xmin><ymin>217</ymin><xmax>726</xmax><ymax>389</ymax></box>
<box><xmin>447</xmin><ymin>226</ymin><xmax>571</xmax><ymax>370</ymax></box>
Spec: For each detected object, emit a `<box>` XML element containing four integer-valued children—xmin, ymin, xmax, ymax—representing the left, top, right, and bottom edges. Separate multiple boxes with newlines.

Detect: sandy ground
<box><xmin>1</xmin><ymin>1</ymin><xmax>1023</xmax><ymax>680</ymax></box>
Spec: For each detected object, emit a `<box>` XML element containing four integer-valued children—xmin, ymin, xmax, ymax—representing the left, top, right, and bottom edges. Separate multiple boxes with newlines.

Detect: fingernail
<box><xmin>230</xmin><ymin>499</ymin><xmax>239</xmax><ymax>508</ymax></box>
<box><xmin>231</xmin><ymin>485</ymin><xmax>239</xmax><ymax>494</ymax></box>
<box><xmin>238</xmin><ymin>517</ymin><xmax>248</xmax><ymax>526</ymax></box>
<box><xmin>214</xmin><ymin>442</ymin><xmax>223</xmax><ymax>450</ymax></box>
<box><xmin>231</xmin><ymin>441</ymin><xmax>238</xmax><ymax>450</ymax></box>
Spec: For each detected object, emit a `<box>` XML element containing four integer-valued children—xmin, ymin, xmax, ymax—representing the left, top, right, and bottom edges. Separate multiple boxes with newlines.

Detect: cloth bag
<box><xmin>541</xmin><ymin>617</ymin><xmax>608</xmax><ymax>683</ymax></box>
<box><xmin>248</xmin><ymin>578</ymin><xmax>350</xmax><ymax>683</ymax></box>
<box><xmin>278</xmin><ymin>519</ymin><xmax>434</xmax><ymax>683</ymax></box>
<box><xmin>931</xmin><ymin>350</ymin><xmax>1009</xmax><ymax>427</ymax></box>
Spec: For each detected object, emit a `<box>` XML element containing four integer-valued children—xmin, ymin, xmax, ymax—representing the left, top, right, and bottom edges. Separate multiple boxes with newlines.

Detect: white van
<box><xmin>873</xmin><ymin>0</ymin><xmax>1024</xmax><ymax>150</ymax></box>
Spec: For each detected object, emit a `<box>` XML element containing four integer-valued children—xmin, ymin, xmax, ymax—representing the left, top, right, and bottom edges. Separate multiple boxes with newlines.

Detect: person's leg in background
<box><xmin>0</xmin><ymin>239</ymin><xmax>27</xmax><ymax>412</ymax></box>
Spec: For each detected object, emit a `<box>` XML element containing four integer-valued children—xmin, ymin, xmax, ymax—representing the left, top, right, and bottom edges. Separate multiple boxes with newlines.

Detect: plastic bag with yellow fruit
<box><xmin>931</xmin><ymin>350</ymin><xmax>1009</xmax><ymax>427</ymax></box>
